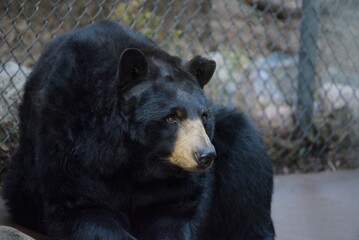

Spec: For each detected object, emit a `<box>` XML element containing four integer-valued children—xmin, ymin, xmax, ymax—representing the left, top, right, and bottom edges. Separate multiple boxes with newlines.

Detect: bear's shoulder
<box><xmin>213</xmin><ymin>106</ymin><xmax>260</xmax><ymax>140</ymax></box>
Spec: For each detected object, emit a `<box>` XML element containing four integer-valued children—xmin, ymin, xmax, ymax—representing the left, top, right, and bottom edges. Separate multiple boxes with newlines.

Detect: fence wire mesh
<box><xmin>0</xmin><ymin>0</ymin><xmax>358</xmax><ymax>174</ymax></box>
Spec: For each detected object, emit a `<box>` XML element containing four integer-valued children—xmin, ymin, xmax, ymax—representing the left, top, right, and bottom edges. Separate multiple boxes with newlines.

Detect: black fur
<box><xmin>2</xmin><ymin>20</ymin><xmax>274</xmax><ymax>240</ymax></box>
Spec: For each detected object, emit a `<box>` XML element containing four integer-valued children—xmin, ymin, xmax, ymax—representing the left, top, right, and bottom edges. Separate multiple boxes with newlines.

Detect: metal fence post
<box><xmin>295</xmin><ymin>0</ymin><xmax>319</xmax><ymax>133</ymax></box>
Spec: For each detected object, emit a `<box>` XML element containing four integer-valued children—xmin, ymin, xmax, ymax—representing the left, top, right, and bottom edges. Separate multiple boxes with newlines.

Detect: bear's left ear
<box><xmin>118</xmin><ymin>48</ymin><xmax>148</xmax><ymax>92</ymax></box>
<box><xmin>185</xmin><ymin>56</ymin><xmax>216</xmax><ymax>88</ymax></box>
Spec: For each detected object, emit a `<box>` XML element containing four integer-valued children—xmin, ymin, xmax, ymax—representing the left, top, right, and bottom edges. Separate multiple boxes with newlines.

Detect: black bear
<box><xmin>2</xmin><ymin>20</ymin><xmax>275</xmax><ymax>240</ymax></box>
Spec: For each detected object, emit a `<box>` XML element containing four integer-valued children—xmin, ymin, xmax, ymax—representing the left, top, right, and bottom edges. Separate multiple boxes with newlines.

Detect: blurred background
<box><xmin>0</xmin><ymin>0</ymin><xmax>358</xmax><ymax>177</ymax></box>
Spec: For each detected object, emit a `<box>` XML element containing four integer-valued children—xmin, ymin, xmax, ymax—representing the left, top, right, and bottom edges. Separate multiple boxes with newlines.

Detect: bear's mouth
<box><xmin>165</xmin><ymin>156</ymin><xmax>214</xmax><ymax>172</ymax></box>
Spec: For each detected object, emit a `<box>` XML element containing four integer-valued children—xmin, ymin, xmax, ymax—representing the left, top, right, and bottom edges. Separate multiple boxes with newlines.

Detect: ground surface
<box><xmin>272</xmin><ymin>169</ymin><xmax>359</xmax><ymax>240</ymax></box>
<box><xmin>1</xmin><ymin>169</ymin><xmax>358</xmax><ymax>239</ymax></box>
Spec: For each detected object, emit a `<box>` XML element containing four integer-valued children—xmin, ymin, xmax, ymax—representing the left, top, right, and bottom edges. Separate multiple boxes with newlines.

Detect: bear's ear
<box><xmin>118</xmin><ymin>48</ymin><xmax>148</xmax><ymax>91</ymax></box>
<box><xmin>185</xmin><ymin>56</ymin><xmax>216</xmax><ymax>88</ymax></box>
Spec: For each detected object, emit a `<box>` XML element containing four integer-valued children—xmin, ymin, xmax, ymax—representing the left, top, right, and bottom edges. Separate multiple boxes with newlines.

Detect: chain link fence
<box><xmin>1</xmin><ymin>0</ymin><xmax>358</xmax><ymax>175</ymax></box>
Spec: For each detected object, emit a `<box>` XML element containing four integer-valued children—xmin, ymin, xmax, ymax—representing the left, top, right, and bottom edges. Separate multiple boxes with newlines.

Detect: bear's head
<box><xmin>118</xmin><ymin>48</ymin><xmax>216</xmax><ymax>172</ymax></box>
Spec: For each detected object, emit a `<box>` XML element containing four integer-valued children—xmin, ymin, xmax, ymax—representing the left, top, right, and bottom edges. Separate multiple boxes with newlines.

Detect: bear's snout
<box><xmin>168</xmin><ymin>119</ymin><xmax>215</xmax><ymax>171</ymax></box>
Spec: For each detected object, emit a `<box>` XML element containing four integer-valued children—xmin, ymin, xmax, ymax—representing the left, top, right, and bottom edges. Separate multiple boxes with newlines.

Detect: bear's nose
<box><xmin>195</xmin><ymin>147</ymin><xmax>217</xmax><ymax>169</ymax></box>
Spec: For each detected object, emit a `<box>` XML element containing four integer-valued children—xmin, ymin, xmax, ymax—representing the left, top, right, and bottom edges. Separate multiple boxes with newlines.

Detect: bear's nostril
<box><xmin>196</xmin><ymin>147</ymin><xmax>216</xmax><ymax>168</ymax></box>
<box><xmin>199</xmin><ymin>156</ymin><xmax>212</xmax><ymax>167</ymax></box>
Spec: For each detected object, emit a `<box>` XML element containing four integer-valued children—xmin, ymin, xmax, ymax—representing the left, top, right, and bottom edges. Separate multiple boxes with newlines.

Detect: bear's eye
<box><xmin>202</xmin><ymin>112</ymin><xmax>208</xmax><ymax>123</ymax></box>
<box><xmin>165</xmin><ymin>114</ymin><xmax>178</xmax><ymax>123</ymax></box>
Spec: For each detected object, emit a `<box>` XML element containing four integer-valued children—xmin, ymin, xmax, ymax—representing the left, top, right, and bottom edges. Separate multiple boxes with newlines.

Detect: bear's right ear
<box><xmin>185</xmin><ymin>56</ymin><xmax>216</xmax><ymax>88</ymax></box>
<box><xmin>118</xmin><ymin>48</ymin><xmax>148</xmax><ymax>92</ymax></box>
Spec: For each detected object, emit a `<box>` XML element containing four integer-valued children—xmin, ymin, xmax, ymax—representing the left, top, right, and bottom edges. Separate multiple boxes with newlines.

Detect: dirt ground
<box><xmin>273</xmin><ymin>169</ymin><xmax>359</xmax><ymax>240</ymax></box>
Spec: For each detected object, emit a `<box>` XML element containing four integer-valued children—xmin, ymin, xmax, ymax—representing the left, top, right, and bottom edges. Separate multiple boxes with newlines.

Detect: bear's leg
<box><xmin>133</xmin><ymin>216</ymin><xmax>194</xmax><ymax>240</ymax></box>
<box><xmin>45</xmin><ymin>207</ymin><xmax>136</xmax><ymax>240</ymax></box>
<box><xmin>2</xmin><ymin>149</ymin><xmax>44</xmax><ymax>232</ymax></box>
